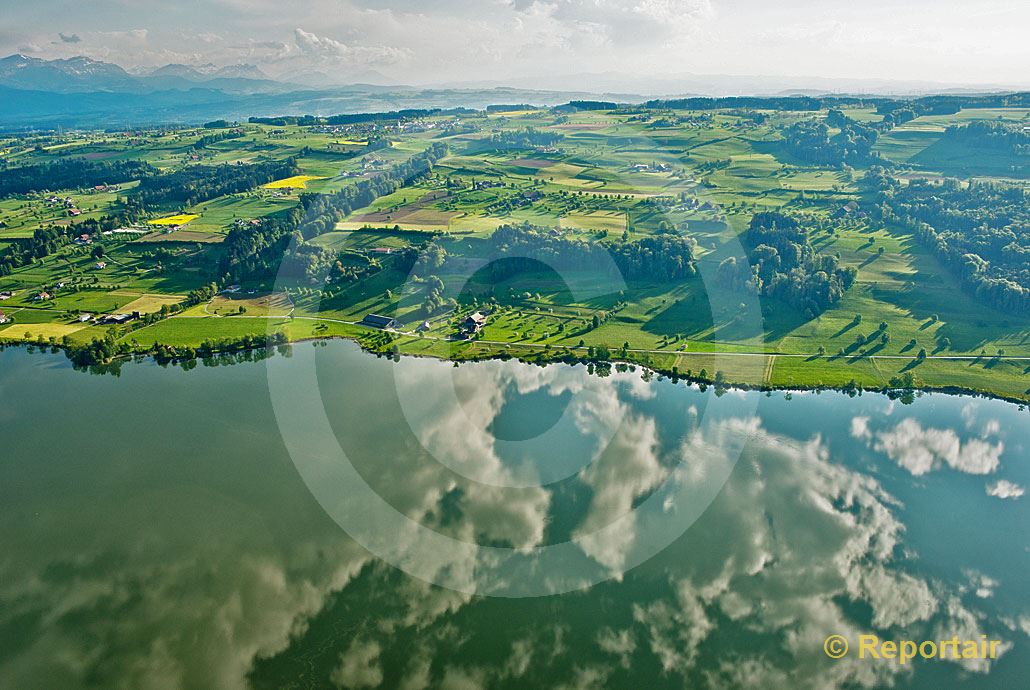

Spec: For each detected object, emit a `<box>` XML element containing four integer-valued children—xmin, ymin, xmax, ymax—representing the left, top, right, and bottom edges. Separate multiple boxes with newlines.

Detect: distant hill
<box><xmin>0</xmin><ymin>76</ymin><xmax>640</xmax><ymax>129</ymax></box>
<box><xmin>148</xmin><ymin>62</ymin><xmax>272</xmax><ymax>83</ymax></box>
<box><xmin>0</xmin><ymin>55</ymin><xmax>284</xmax><ymax>96</ymax></box>
<box><xmin>0</xmin><ymin>54</ymin><xmax>138</xmax><ymax>93</ymax></box>
<box><xmin>5</xmin><ymin>53</ymin><xmax>1024</xmax><ymax>131</ymax></box>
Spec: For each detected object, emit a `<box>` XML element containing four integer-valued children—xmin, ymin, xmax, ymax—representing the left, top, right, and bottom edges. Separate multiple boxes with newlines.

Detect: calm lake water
<box><xmin>0</xmin><ymin>342</ymin><xmax>1027</xmax><ymax>689</ymax></box>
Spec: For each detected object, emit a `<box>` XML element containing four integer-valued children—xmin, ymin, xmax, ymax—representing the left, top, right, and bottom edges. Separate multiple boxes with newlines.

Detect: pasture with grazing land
<box><xmin>1</xmin><ymin>99</ymin><xmax>1028</xmax><ymax>400</ymax></box>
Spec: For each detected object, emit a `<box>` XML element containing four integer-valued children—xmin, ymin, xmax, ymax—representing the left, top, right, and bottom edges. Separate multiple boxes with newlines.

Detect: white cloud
<box><xmin>574</xmin><ymin>413</ymin><xmax>666</xmax><ymax>573</ymax></box>
<box><xmin>934</xmin><ymin>596</ymin><xmax>1012</xmax><ymax>673</ymax></box>
<box><xmin>293</xmin><ymin>28</ymin><xmax>408</xmax><ymax>65</ymax></box>
<box><xmin>438</xmin><ymin>665</ymin><xmax>489</xmax><ymax>690</ymax></box>
<box><xmin>850</xmin><ymin>416</ymin><xmax>871</xmax><ymax>441</ymax></box>
<box><xmin>330</xmin><ymin>639</ymin><xmax>383</xmax><ymax>689</ymax></box>
<box><xmin>596</xmin><ymin>628</ymin><xmax>636</xmax><ymax>669</ymax></box>
<box><xmin>1</xmin><ymin>0</ymin><xmax>1029</xmax><ymax>85</ymax></box>
<box><xmin>986</xmin><ymin>479</ymin><xmax>1024</xmax><ymax>500</ymax></box>
<box><xmin>869</xmin><ymin>418</ymin><xmax>1003</xmax><ymax>476</ymax></box>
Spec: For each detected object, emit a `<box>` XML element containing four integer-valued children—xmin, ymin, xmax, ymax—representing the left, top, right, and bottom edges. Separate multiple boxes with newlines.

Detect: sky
<box><xmin>2</xmin><ymin>0</ymin><xmax>1028</xmax><ymax>88</ymax></box>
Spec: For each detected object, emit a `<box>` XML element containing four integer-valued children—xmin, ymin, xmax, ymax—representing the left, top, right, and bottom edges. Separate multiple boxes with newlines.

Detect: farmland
<box><xmin>1</xmin><ymin>100</ymin><xmax>1029</xmax><ymax>400</ymax></box>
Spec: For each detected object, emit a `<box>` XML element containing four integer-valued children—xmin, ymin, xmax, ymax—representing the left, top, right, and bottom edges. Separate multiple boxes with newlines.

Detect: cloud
<box><xmin>330</xmin><ymin>639</ymin><xmax>383</xmax><ymax>689</ymax></box>
<box><xmin>574</xmin><ymin>412</ymin><xmax>666</xmax><ymax>573</ymax></box>
<box><xmin>100</xmin><ymin>28</ymin><xmax>149</xmax><ymax>45</ymax></box>
<box><xmin>964</xmin><ymin>571</ymin><xmax>999</xmax><ymax>599</ymax></box>
<box><xmin>293</xmin><ymin>28</ymin><xmax>408</xmax><ymax>65</ymax></box>
<box><xmin>934</xmin><ymin>596</ymin><xmax>1012</xmax><ymax>673</ymax></box>
<box><xmin>58</xmin><ymin>32</ymin><xmax>81</xmax><ymax>44</ymax></box>
<box><xmin>533</xmin><ymin>0</ymin><xmax>714</xmax><ymax>40</ymax></box>
<box><xmin>850</xmin><ymin>416</ymin><xmax>871</xmax><ymax>441</ymax></box>
<box><xmin>438</xmin><ymin>665</ymin><xmax>489</xmax><ymax>690</ymax></box>
<box><xmin>865</xmin><ymin>418</ymin><xmax>1003</xmax><ymax>476</ymax></box>
<box><xmin>986</xmin><ymin>479</ymin><xmax>1024</xmax><ymax>500</ymax></box>
<box><xmin>596</xmin><ymin>628</ymin><xmax>636</xmax><ymax>669</ymax></box>
<box><xmin>0</xmin><ymin>353</ymin><xmax>1016</xmax><ymax>688</ymax></box>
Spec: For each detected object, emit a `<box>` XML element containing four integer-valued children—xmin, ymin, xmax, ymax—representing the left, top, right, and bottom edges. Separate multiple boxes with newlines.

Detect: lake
<box><xmin>0</xmin><ymin>341</ymin><xmax>1027</xmax><ymax>689</ymax></box>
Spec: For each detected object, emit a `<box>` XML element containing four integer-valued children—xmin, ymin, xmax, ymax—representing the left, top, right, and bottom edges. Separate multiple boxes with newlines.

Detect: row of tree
<box><xmin>132</xmin><ymin>158</ymin><xmax>299</xmax><ymax>208</ymax></box>
<box><xmin>943</xmin><ymin>121</ymin><xmax>1030</xmax><ymax>155</ymax></box>
<box><xmin>0</xmin><ymin>158</ymin><xmax>157</xmax><ymax>196</ymax></box>
<box><xmin>717</xmin><ymin>212</ymin><xmax>857</xmax><ymax>317</ymax></box>
<box><xmin>480</xmin><ymin>128</ymin><xmax>564</xmax><ymax>151</ymax></box>
<box><xmin>218</xmin><ymin>142</ymin><xmax>449</xmax><ymax>281</ymax></box>
<box><xmin>192</xmin><ymin>128</ymin><xmax>246</xmax><ymax>149</ymax></box>
<box><xmin>867</xmin><ymin>171</ymin><xmax>1029</xmax><ymax>314</ymax></box>
<box><xmin>782</xmin><ymin>118</ymin><xmax>880</xmax><ymax>166</ymax></box>
<box><xmin>247</xmin><ymin>108</ymin><xmax>475</xmax><ymax>127</ymax></box>
<box><xmin>485</xmin><ymin>222</ymin><xmax>697</xmax><ymax>281</ymax></box>
<box><xmin>0</xmin><ymin>225</ymin><xmax>73</xmax><ymax>276</ymax></box>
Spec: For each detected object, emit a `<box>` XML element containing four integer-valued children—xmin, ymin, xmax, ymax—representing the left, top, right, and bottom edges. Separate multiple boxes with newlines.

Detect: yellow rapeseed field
<box><xmin>263</xmin><ymin>175</ymin><xmax>325</xmax><ymax>189</ymax></box>
<box><xmin>148</xmin><ymin>214</ymin><xmax>199</xmax><ymax>226</ymax></box>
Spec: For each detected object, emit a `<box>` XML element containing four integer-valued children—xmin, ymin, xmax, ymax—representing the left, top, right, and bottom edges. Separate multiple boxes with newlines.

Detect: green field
<box><xmin>1</xmin><ymin>104</ymin><xmax>1028</xmax><ymax>400</ymax></box>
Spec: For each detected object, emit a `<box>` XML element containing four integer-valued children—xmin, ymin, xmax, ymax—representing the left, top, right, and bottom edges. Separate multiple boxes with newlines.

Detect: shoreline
<box><xmin>4</xmin><ymin>327</ymin><xmax>1028</xmax><ymax>408</ymax></box>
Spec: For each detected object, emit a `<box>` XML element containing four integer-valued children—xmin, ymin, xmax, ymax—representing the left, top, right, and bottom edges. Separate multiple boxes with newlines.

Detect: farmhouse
<box><xmin>34</xmin><ymin>291</ymin><xmax>51</xmax><ymax>302</ymax></box>
<box><xmin>100</xmin><ymin>313</ymin><xmax>136</xmax><ymax>325</ymax></box>
<box><xmin>462</xmin><ymin>311</ymin><xmax>488</xmax><ymax>335</ymax></box>
<box><xmin>95</xmin><ymin>261</ymin><xmax>107</xmax><ymax>270</ymax></box>
<box><xmin>832</xmin><ymin>201</ymin><xmax>865</xmax><ymax>220</ymax></box>
<box><xmin>0</xmin><ymin>291</ymin><xmax>13</xmax><ymax>300</ymax></box>
<box><xmin>78</xmin><ymin>313</ymin><xmax>93</xmax><ymax>323</ymax></box>
<box><xmin>0</xmin><ymin>310</ymin><xmax>8</xmax><ymax>324</ymax></box>
<box><xmin>361</xmin><ymin>313</ymin><xmax>398</xmax><ymax>330</ymax></box>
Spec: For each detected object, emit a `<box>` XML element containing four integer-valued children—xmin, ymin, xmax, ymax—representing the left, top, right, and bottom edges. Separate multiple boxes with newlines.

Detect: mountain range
<box><xmin>0</xmin><ymin>54</ymin><xmax>648</xmax><ymax>129</ymax></box>
<box><xmin>0</xmin><ymin>54</ymin><xmax>287</xmax><ymax>96</ymax></box>
<box><xmin>2</xmin><ymin>54</ymin><xmax>1026</xmax><ymax>130</ymax></box>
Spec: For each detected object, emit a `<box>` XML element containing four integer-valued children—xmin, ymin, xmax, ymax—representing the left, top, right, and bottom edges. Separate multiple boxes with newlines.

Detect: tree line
<box><xmin>782</xmin><ymin>117</ymin><xmax>880</xmax><ymax>166</ymax></box>
<box><xmin>248</xmin><ymin>108</ymin><xmax>475</xmax><ymax>127</ymax></box>
<box><xmin>867</xmin><ymin>171</ymin><xmax>1029</xmax><ymax>314</ymax></box>
<box><xmin>0</xmin><ymin>158</ymin><xmax>157</xmax><ymax>196</ymax></box>
<box><xmin>218</xmin><ymin>142</ymin><xmax>449</xmax><ymax>281</ymax></box>
<box><xmin>192</xmin><ymin>128</ymin><xmax>246</xmax><ymax>150</ymax></box>
<box><xmin>485</xmin><ymin>222</ymin><xmax>697</xmax><ymax>281</ymax></box>
<box><xmin>479</xmin><ymin>128</ymin><xmax>564</xmax><ymax>151</ymax></box>
<box><xmin>943</xmin><ymin>121</ymin><xmax>1030</xmax><ymax>155</ymax></box>
<box><xmin>717</xmin><ymin>212</ymin><xmax>856</xmax><ymax>317</ymax></box>
<box><xmin>0</xmin><ymin>225</ymin><xmax>73</xmax><ymax>276</ymax></box>
<box><xmin>132</xmin><ymin>158</ymin><xmax>298</xmax><ymax>208</ymax></box>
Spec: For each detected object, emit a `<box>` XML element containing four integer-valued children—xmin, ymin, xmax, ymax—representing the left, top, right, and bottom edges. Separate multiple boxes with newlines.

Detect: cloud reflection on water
<box><xmin>0</xmin><ymin>348</ymin><xmax>1024</xmax><ymax>688</ymax></box>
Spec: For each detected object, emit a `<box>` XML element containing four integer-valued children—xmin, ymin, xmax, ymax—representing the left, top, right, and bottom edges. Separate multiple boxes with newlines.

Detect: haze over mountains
<box><xmin>0</xmin><ymin>54</ymin><xmax>286</xmax><ymax>95</ymax></box>
<box><xmin>1</xmin><ymin>53</ymin><xmax>1026</xmax><ymax>129</ymax></box>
